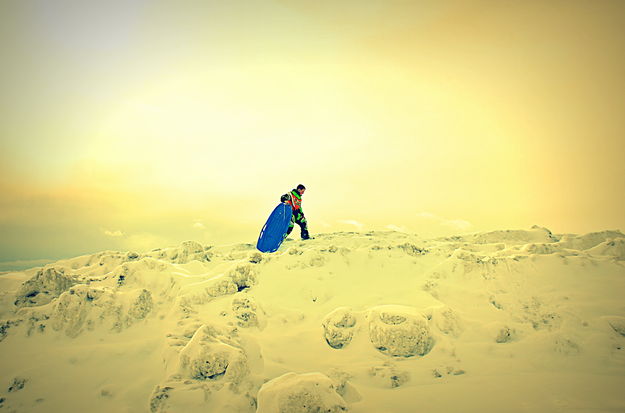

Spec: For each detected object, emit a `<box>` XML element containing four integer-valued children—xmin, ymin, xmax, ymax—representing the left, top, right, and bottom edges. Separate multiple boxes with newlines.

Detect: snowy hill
<box><xmin>1</xmin><ymin>227</ymin><xmax>624</xmax><ymax>412</ymax></box>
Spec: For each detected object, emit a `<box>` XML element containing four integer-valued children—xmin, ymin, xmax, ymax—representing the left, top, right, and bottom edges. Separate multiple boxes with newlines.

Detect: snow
<box><xmin>1</xmin><ymin>227</ymin><xmax>624</xmax><ymax>412</ymax></box>
<box><xmin>257</xmin><ymin>372</ymin><xmax>348</xmax><ymax>413</ymax></box>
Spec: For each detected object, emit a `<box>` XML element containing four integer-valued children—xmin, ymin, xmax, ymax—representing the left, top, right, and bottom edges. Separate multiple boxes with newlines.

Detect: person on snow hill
<box><xmin>280</xmin><ymin>184</ymin><xmax>311</xmax><ymax>240</ymax></box>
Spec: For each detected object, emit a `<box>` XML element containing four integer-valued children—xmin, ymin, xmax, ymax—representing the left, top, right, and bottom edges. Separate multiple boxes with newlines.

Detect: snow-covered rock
<box><xmin>256</xmin><ymin>372</ymin><xmax>348</xmax><ymax>413</ymax></box>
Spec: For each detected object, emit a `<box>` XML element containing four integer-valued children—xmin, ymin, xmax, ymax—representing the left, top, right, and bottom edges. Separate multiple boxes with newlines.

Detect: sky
<box><xmin>1</xmin><ymin>0</ymin><xmax>624</xmax><ymax>270</ymax></box>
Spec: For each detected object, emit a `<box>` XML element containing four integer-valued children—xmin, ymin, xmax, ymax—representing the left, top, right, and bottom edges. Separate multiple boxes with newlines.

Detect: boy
<box><xmin>281</xmin><ymin>184</ymin><xmax>311</xmax><ymax>240</ymax></box>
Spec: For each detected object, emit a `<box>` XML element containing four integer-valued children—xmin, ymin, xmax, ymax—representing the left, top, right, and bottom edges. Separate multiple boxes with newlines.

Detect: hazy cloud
<box><xmin>102</xmin><ymin>228</ymin><xmax>124</xmax><ymax>237</ymax></box>
<box><xmin>338</xmin><ymin>220</ymin><xmax>364</xmax><ymax>231</ymax></box>
<box><xmin>385</xmin><ymin>224</ymin><xmax>407</xmax><ymax>232</ymax></box>
<box><xmin>441</xmin><ymin>219</ymin><xmax>472</xmax><ymax>230</ymax></box>
<box><xmin>416</xmin><ymin>212</ymin><xmax>473</xmax><ymax>231</ymax></box>
<box><xmin>120</xmin><ymin>232</ymin><xmax>172</xmax><ymax>252</ymax></box>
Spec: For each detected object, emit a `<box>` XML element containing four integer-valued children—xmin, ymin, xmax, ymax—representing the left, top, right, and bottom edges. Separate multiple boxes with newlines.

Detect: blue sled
<box><xmin>257</xmin><ymin>203</ymin><xmax>293</xmax><ymax>253</ymax></box>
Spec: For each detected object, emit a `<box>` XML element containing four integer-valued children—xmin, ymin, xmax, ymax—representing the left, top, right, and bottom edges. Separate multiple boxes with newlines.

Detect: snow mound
<box><xmin>231</xmin><ymin>296</ymin><xmax>261</xmax><ymax>328</ymax></box>
<box><xmin>429</xmin><ymin>306</ymin><xmax>464</xmax><ymax>338</ymax></box>
<box><xmin>323</xmin><ymin>307</ymin><xmax>357</xmax><ymax>349</ymax></box>
<box><xmin>179</xmin><ymin>264</ymin><xmax>257</xmax><ymax>305</ymax></box>
<box><xmin>143</xmin><ymin>241</ymin><xmax>213</xmax><ymax>264</ymax></box>
<box><xmin>48</xmin><ymin>240</ymin><xmax>212</xmax><ymax>278</ymax></box>
<box><xmin>150</xmin><ymin>323</ymin><xmax>263</xmax><ymax>413</ymax></box>
<box><xmin>14</xmin><ymin>267</ymin><xmax>79</xmax><ymax>308</ymax></box>
<box><xmin>587</xmin><ymin>238</ymin><xmax>625</xmax><ymax>260</ymax></box>
<box><xmin>178</xmin><ymin>324</ymin><xmax>249</xmax><ymax>382</ymax></box>
<box><xmin>256</xmin><ymin>372</ymin><xmax>348</xmax><ymax>413</ymax></box>
<box><xmin>367</xmin><ymin>305</ymin><xmax>434</xmax><ymax>357</ymax></box>
<box><xmin>519</xmin><ymin>243</ymin><xmax>563</xmax><ymax>255</ymax></box>
<box><xmin>47</xmin><ymin>284</ymin><xmax>153</xmax><ymax>337</ymax></box>
<box><xmin>53</xmin><ymin>250</ymin><xmax>139</xmax><ymax>277</ymax></box>
<box><xmin>148</xmin><ymin>378</ymin><xmax>258</xmax><ymax>413</ymax></box>
<box><xmin>495</xmin><ymin>324</ymin><xmax>519</xmax><ymax>343</ymax></box>
<box><xmin>469</xmin><ymin>226</ymin><xmax>559</xmax><ymax>245</ymax></box>
<box><xmin>111</xmin><ymin>258</ymin><xmax>175</xmax><ymax>294</ymax></box>
<box><xmin>557</xmin><ymin>230</ymin><xmax>625</xmax><ymax>251</ymax></box>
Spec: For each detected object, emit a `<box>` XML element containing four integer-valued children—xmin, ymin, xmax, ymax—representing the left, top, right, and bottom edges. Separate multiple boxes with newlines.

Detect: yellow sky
<box><xmin>1</xmin><ymin>0</ymin><xmax>624</xmax><ymax>268</ymax></box>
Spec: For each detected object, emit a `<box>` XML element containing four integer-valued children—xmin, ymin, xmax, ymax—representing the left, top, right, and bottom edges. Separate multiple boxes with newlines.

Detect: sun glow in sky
<box><xmin>1</xmin><ymin>0</ymin><xmax>624</xmax><ymax>268</ymax></box>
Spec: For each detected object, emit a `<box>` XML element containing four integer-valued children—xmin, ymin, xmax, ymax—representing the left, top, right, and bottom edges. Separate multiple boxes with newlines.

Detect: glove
<box><xmin>280</xmin><ymin>194</ymin><xmax>290</xmax><ymax>203</ymax></box>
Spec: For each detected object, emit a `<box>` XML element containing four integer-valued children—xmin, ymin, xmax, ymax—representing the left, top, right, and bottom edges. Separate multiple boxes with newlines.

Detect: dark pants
<box><xmin>286</xmin><ymin>208</ymin><xmax>309</xmax><ymax>239</ymax></box>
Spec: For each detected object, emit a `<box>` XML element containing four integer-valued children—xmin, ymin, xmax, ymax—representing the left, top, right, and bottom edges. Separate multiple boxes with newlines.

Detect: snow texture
<box><xmin>256</xmin><ymin>372</ymin><xmax>348</xmax><ymax>413</ymax></box>
<box><xmin>1</xmin><ymin>228</ymin><xmax>625</xmax><ymax>412</ymax></box>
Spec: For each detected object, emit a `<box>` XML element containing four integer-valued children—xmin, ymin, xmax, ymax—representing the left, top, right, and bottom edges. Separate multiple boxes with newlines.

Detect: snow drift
<box><xmin>1</xmin><ymin>226</ymin><xmax>624</xmax><ymax>412</ymax></box>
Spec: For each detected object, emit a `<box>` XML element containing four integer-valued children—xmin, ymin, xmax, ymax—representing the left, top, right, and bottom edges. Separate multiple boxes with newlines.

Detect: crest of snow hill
<box><xmin>1</xmin><ymin>227</ymin><xmax>625</xmax><ymax>412</ymax></box>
